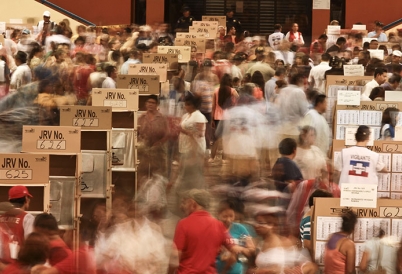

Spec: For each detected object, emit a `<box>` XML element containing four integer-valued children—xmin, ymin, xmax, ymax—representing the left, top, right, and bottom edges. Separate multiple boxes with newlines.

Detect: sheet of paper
<box><xmin>315</xmin><ymin>241</ymin><xmax>327</xmax><ymax>265</ymax></box>
<box><xmin>368</xmin><ymin>49</ymin><xmax>384</xmax><ymax>60</ymax></box>
<box><xmin>327</xmin><ymin>85</ymin><xmax>346</xmax><ymax>98</ymax></box>
<box><xmin>391</xmin><ymin>219</ymin><xmax>402</xmax><ymax>239</ymax></box>
<box><xmin>313</xmin><ymin>0</ymin><xmax>330</xmax><ymax>9</ymax></box>
<box><xmin>378</xmin><ymin>173</ymin><xmax>391</xmax><ymax>191</ymax></box>
<box><xmin>341</xmin><ymin>184</ymin><xmax>377</xmax><ymax>208</ymax></box>
<box><xmin>337</xmin><ymin>110</ymin><xmax>360</xmax><ymax>125</ymax></box>
<box><xmin>378</xmin><ymin>192</ymin><xmax>390</xmax><ymax>198</ymax></box>
<box><xmin>336</xmin><ymin>125</ymin><xmax>349</xmax><ymax>139</ymax></box>
<box><xmin>353</xmin><ymin>218</ymin><xmax>390</xmax><ymax>241</ymax></box>
<box><xmin>334</xmin><ymin>151</ymin><xmax>342</xmax><ymax>167</ymax></box>
<box><xmin>337</xmin><ymin>90</ymin><xmax>360</xmax><ymax>105</ymax></box>
<box><xmin>352</xmin><ymin>25</ymin><xmax>366</xmax><ymax>30</ymax></box>
<box><xmin>355</xmin><ymin>243</ymin><xmax>366</xmax><ymax>266</ymax></box>
<box><xmin>395</xmin><ymin>126</ymin><xmax>402</xmax><ymax>141</ymax></box>
<box><xmin>391</xmin><ymin>193</ymin><xmax>402</xmax><ymax>199</ymax></box>
<box><xmin>343</xmin><ymin>65</ymin><xmax>364</xmax><ymax>76</ymax></box>
<box><xmin>358</xmin><ymin>111</ymin><xmax>382</xmax><ymax>126</ymax></box>
<box><xmin>391</xmin><ymin>173</ymin><xmax>402</xmax><ymax>191</ymax></box>
<box><xmin>327</xmin><ymin>25</ymin><xmax>341</xmax><ymax>35</ymax></box>
<box><xmin>392</xmin><ymin>155</ymin><xmax>402</xmax><ymax>172</ymax></box>
<box><xmin>316</xmin><ymin>216</ymin><xmax>343</xmax><ymax>241</ymax></box>
<box><xmin>0</xmin><ymin>22</ymin><xmax>5</xmax><ymax>33</ymax></box>
<box><xmin>324</xmin><ymin>97</ymin><xmax>336</xmax><ymax>122</ymax></box>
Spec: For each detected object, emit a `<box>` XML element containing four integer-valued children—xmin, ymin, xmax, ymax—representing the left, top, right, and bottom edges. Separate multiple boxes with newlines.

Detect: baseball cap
<box><xmin>9</xmin><ymin>185</ymin><xmax>33</xmax><ymax>200</ymax></box>
<box><xmin>182</xmin><ymin>189</ymin><xmax>210</xmax><ymax>209</ymax></box>
<box><xmin>392</xmin><ymin>50</ymin><xmax>402</xmax><ymax>57</ymax></box>
<box><xmin>43</xmin><ymin>11</ymin><xmax>51</xmax><ymax>17</ymax></box>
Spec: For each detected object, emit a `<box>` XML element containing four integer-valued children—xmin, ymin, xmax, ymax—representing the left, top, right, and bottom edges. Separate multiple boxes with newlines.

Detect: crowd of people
<box><xmin>0</xmin><ymin>7</ymin><xmax>402</xmax><ymax>274</ymax></box>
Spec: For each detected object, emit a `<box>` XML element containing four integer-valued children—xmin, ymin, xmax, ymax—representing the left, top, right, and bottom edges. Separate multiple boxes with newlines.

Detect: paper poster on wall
<box><xmin>343</xmin><ymin>65</ymin><xmax>364</xmax><ymax>76</ymax></box>
<box><xmin>0</xmin><ymin>22</ymin><xmax>5</xmax><ymax>33</ymax></box>
<box><xmin>327</xmin><ymin>25</ymin><xmax>341</xmax><ymax>35</ymax></box>
<box><xmin>313</xmin><ymin>0</ymin><xmax>330</xmax><ymax>9</ymax></box>
<box><xmin>337</xmin><ymin>90</ymin><xmax>361</xmax><ymax>105</ymax></box>
<box><xmin>340</xmin><ymin>184</ymin><xmax>377</xmax><ymax>208</ymax></box>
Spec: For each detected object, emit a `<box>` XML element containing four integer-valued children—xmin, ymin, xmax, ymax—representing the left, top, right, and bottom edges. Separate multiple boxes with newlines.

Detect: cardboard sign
<box><xmin>385</xmin><ymin>91</ymin><xmax>402</xmax><ymax>102</ymax></box>
<box><xmin>157</xmin><ymin>46</ymin><xmax>191</xmax><ymax>63</ymax></box>
<box><xmin>202</xmin><ymin>16</ymin><xmax>226</xmax><ymax>28</ymax></box>
<box><xmin>395</xmin><ymin>126</ymin><xmax>402</xmax><ymax>141</ymax></box>
<box><xmin>116</xmin><ymin>75</ymin><xmax>160</xmax><ymax>94</ymax></box>
<box><xmin>341</xmin><ymin>184</ymin><xmax>377</xmax><ymax>208</ymax></box>
<box><xmin>192</xmin><ymin>21</ymin><xmax>219</xmax><ymax>28</ymax></box>
<box><xmin>337</xmin><ymin>90</ymin><xmax>361</xmax><ymax>105</ymax></box>
<box><xmin>327</xmin><ymin>25</ymin><xmax>341</xmax><ymax>35</ymax></box>
<box><xmin>174</xmin><ymin>38</ymin><xmax>206</xmax><ymax>53</ymax></box>
<box><xmin>176</xmin><ymin>32</ymin><xmax>206</xmax><ymax>39</ymax></box>
<box><xmin>368</xmin><ymin>49</ymin><xmax>384</xmax><ymax>60</ymax></box>
<box><xmin>22</xmin><ymin>126</ymin><xmax>81</xmax><ymax>153</ymax></box>
<box><xmin>0</xmin><ymin>154</ymin><xmax>49</xmax><ymax>184</ymax></box>
<box><xmin>128</xmin><ymin>64</ymin><xmax>167</xmax><ymax>82</ymax></box>
<box><xmin>189</xmin><ymin>26</ymin><xmax>218</xmax><ymax>39</ymax></box>
<box><xmin>352</xmin><ymin>24</ymin><xmax>366</xmax><ymax>30</ymax></box>
<box><xmin>142</xmin><ymin>53</ymin><xmax>179</xmax><ymax>71</ymax></box>
<box><xmin>91</xmin><ymin>88</ymin><xmax>139</xmax><ymax>111</ymax></box>
<box><xmin>59</xmin><ymin>106</ymin><xmax>112</xmax><ymax>130</ymax></box>
<box><xmin>343</xmin><ymin>65</ymin><xmax>364</xmax><ymax>76</ymax></box>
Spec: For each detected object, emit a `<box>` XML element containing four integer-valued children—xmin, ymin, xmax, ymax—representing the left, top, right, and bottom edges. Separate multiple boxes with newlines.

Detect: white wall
<box><xmin>2</xmin><ymin>0</ymin><xmax>82</xmax><ymax>34</ymax></box>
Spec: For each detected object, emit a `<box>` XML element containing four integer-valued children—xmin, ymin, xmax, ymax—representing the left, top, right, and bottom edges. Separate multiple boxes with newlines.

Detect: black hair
<box><xmin>251</xmin><ymin>70</ymin><xmax>265</xmax><ymax>90</ymax></box>
<box><xmin>34</xmin><ymin>213</ymin><xmax>59</xmax><ymax>233</ymax></box>
<box><xmin>17</xmin><ymin>232</ymin><xmax>49</xmax><ymax>266</ymax></box>
<box><xmin>318</xmin><ymin>34</ymin><xmax>328</xmax><ymax>40</ymax></box>
<box><xmin>218</xmin><ymin>73</ymin><xmax>233</xmax><ymax>109</ymax></box>
<box><xmin>74</xmin><ymin>36</ymin><xmax>85</xmax><ymax>44</ymax></box>
<box><xmin>308</xmin><ymin>189</ymin><xmax>333</xmax><ymax>207</ymax></box>
<box><xmin>389</xmin><ymin>74</ymin><xmax>401</xmax><ymax>84</ymax></box>
<box><xmin>374</xmin><ymin>67</ymin><xmax>387</xmax><ymax>78</ymax></box>
<box><xmin>381</xmin><ymin>107</ymin><xmax>399</xmax><ymax>128</ymax></box>
<box><xmin>314</xmin><ymin>94</ymin><xmax>327</xmax><ymax>107</ymax></box>
<box><xmin>9</xmin><ymin>197</ymin><xmax>26</xmax><ymax>207</ymax></box>
<box><xmin>321</xmin><ymin>53</ymin><xmax>331</xmax><ymax>62</ymax></box>
<box><xmin>288</xmin><ymin>71</ymin><xmax>304</xmax><ymax>85</ymax></box>
<box><xmin>184</xmin><ymin>93</ymin><xmax>202</xmax><ymax>109</ymax></box>
<box><xmin>15</xmin><ymin>51</ymin><xmax>27</xmax><ymax>64</ymax></box>
<box><xmin>355</xmin><ymin>125</ymin><xmax>370</xmax><ymax>142</ymax></box>
<box><xmin>336</xmin><ymin>37</ymin><xmax>346</xmax><ymax>45</ymax></box>
<box><xmin>278</xmin><ymin>138</ymin><xmax>297</xmax><ymax>155</ymax></box>
<box><xmin>341</xmin><ymin>210</ymin><xmax>358</xmax><ymax>233</ymax></box>
<box><xmin>274</xmin><ymin>24</ymin><xmax>282</xmax><ymax>31</ymax></box>
<box><xmin>105</xmin><ymin>65</ymin><xmax>116</xmax><ymax>77</ymax></box>
<box><xmin>275</xmin><ymin>68</ymin><xmax>286</xmax><ymax>77</ymax></box>
<box><xmin>369</xmin><ymin>86</ymin><xmax>385</xmax><ymax>101</ymax></box>
<box><xmin>146</xmin><ymin>94</ymin><xmax>159</xmax><ymax>104</ymax></box>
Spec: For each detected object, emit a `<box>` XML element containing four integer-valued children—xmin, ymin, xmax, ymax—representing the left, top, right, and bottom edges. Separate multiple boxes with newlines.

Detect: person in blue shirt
<box><xmin>216</xmin><ymin>199</ymin><xmax>255</xmax><ymax>274</ymax></box>
<box><xmin>367</xmin><ymin>21</ymin><xmax>388</xmax><ymax>42</ymax></box>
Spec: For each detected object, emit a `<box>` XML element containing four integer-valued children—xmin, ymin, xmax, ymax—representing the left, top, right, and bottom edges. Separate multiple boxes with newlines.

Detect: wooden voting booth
<box><xmin>21</xmin><ymin>126</ymin><xmax>82</xmax><ymax>249</ymax></box>
<box><xmin>91</xmin><ymin>88</ymin><xmax>139</xmax><ymax>202</ymax></box>
<box><xmin>312</xmin><ymin>198</ymin><xmax>402</xmax><ymax>272</ymax></box>
<box><xmin>59</xmin><ymin>106</ymin><xmax>114</xmax><ymax>227</ymax></box>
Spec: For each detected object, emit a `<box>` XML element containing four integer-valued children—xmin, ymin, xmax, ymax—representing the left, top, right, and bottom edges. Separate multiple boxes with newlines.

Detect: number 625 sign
<box><xmin>0</xmin><ymin>154</ymin><xmax>49</xmax><ymax>184</ymax></box>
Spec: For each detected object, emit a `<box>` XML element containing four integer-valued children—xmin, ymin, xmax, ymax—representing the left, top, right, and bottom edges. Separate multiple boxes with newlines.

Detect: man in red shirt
<box><xmin>169</xmin><ymin>189</ymin><xmax>239</xmax><ymax>274</ymax></box>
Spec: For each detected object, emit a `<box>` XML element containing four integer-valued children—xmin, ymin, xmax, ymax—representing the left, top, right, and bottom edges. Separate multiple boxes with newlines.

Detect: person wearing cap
<box><xmin>368</xmin><ymin>21</ymin><xmax>388</xmax><ymax>42</ymax></box>
<box><xmin>268</xmin><ymin>24</ymin><xmax>285</xmax><ymax>50</ymax></box>
<box><xmin>37</xmin><ymin>11</ymin><xmax>55</xmax><ymax>46</ymax></box>
<box><xmin>226</xmin><ymin>8</ymin><xmax>242</xmax><ymax>34</ymax></box>
<box><xmin>169</xmin><ymin>189</ymin><xmax>241</xmax><ymax>274</ymax></box>
<box><xmin>335</xmin><ymin>125</ymin><xmax>387</xmax><ymax>186</ymax></box>
<box><xmin>385</xmin><ymin>50</ymin><xmax>402</xmax><ymax>66</ymax></box>
<box><xmin>175</xmin><ymin>6</ymin><xmax>195</xmax><ymax>33</ymax></box>
<box><xmin>0</xmin><ymin>186</ymin><xmax>34</xmax><ymax>256</ymax></box>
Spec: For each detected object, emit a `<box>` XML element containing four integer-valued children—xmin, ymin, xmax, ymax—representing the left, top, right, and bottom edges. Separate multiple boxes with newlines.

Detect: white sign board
<box><xmin>327</xmin><ymin>25</ymin><xmax>341</xmax><ymax>35</ymax></box>
<box><xmin>352</xmin><ymin>25</ymin><xmax>366</xmax><ymax>30</ymax></box>
<box><xmin>337</xmin><ymin>90</ymin><xmax>361</xmax><ymax>105</ymax></box>
<box><xmin>343</xmin><ymin>65</ymin><xmax>364</xmax><ymax>77</ymax></box>
<box><xmin>385</xmin><ymin>91</ymin><xmax>402</xmax><ymax>102</ymax></box>
<box><xmin>157</xmin><ymin>46</ymin><xmax>191</xmax><ymax>63</ymax></box>
<box><xmin>341</xmin><ymin>183</ymin><xmax>378</xmax><ymax>208</ymax></box>
<box><xmin>128</xmin><ymin>64</ymin><xmax>167</xmax><ymax>82</ymax></box>
<box><xmin>368</xmin><ymin>49</ymin><xmax>384</xmax><ymax>60</ymax></box>
<box><xmin>313</xmin><ymin>0</ymin><xmax>330</xmax><ymax>9</ymax></box>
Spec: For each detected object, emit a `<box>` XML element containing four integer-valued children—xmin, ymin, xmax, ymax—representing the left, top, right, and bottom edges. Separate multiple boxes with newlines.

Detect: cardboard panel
<box><xmin>112</xmin><ymin>112</ymin><xmax>135</xmax><ymax>129</ymax></box>
<box><xmin>128</xmin><ymin>64</ymin><xmax>167</xmax><ymax>82</ymax></box>
<box><xmin>189</xmin><ymin>26</ymin><xmax>218</xmax><ymax>39</ymax></box>
<box><xmin>157</xmin><ymin>46</ymin><xmax>191</xmax><ymax>63</ymax></box>
<box><xmin>201</xmin><ymin>16</ymin><xmax>226</xmax><ymax>28</ymax></box>
<box><xmin>142</xmin><ymin>53</ymin><xmax>179</xmax><ymax>71</ymax></box>
<box><xmin>174</xmin><ymin>38</ymin><xmax>206</xmax><ymax>53</ymax></box>
<box><xmin>91</xmin><ymin>88</ymin><xmax>139</xmax><ymax>111</ymax></box>
<box><xmin>0</xmin><ymin>154</ymin><xmax>49</xmax><ymax>184</ymax></box>
<box><xmin>116</xmin><ymin>75</ymin><xmax>160</xmax><ymax>95</ymax></box>
<box><xmin>22</xmin><ymin>126</ymin><xmax>81</xmax><ymax>154</ymax></box>
<box><xmin>59</xmin><ymin>106</ymin><xmax>112</xmax><ymax>130</ymax></box>
<box><xmin>176</xmin><ymin>32</ymin><xmax>206</xmax><ymax>39</ymax></box>
<box><xmin>81</xmin><ymin>131</ymin><xmax>108</xmax><ymax>151</ymax></box>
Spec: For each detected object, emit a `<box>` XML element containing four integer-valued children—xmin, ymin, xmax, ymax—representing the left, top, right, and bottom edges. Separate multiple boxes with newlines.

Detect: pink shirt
<box><xmin>213</xmin><ymin>87</ymin><xmax>238</xmax><ymax>120</ymax></box>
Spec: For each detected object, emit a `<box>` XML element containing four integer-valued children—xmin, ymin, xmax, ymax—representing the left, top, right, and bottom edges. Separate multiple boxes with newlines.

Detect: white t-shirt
<box><xmin>362</xmin><ymin>79</ymin><xmax>379</xmax><ymax>97</ymax></box>
<box><xmin>300</xmin><ymin>109</ymin><xmax>330</xmax><ymax>154</ymax></box>
<box><xmin>102</xmin><ymin>77</ymin><xmax>116</xmax><ymax>88</ymax></box>
<box><xmin>268</xmin><ymin>32</ymin><xmax>285</xmax><ymax>50</ymax></box>
<box><xmin>178</xmin><ymin>110</ymin><xmax>207</xmax><ymax>154</ymax></box>
<box><xmin>10</xmin><ymin>63</ymin><xmax>31</xmax><ymax>90</ymax></box>
<box><xmin>335</xmin><ymin>146</ymin><xmax>385</xmax><ymax>185</ymax></box>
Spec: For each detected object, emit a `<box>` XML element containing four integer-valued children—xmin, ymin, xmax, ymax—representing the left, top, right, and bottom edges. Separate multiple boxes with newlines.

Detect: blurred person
<box><xmin>175</xmin><ymin>6</ymin><xmax>195</xmax><ymax>32</ymax></box>
<box><xmin>210</xmin><ymin>73</ymin><xmax>239</xmax><ymax>164</ymax></box>
<box><xmin>276</xmin><ymin>72</ymin><xmax>308</xmax><ymax>141</ymax></box>
<box><xmin>10</xmin><ymin>51</ymin><xmax>31</xmax><ymax>91</ymax></box>
<box><xmin>28</xmin><ymin>43</ymin><xmax>44</xmax><ymax>74</ymax></box>
<box><xmin>285</xmin><ymin>23</ymin><xmax>304</xmax><ymax>46</ymax></box>
<box><xmin>294</xmin><ymin>126</ymin><xmax>327</xmax><ymax>180</ymax></box>
<box><xmin>101</xmin><ymin>65</ymin><xmax>117</xmax><ymax>88</ymax></box>
<box><xmin>300</xmin><ymin>94</ymin><xmax>330</xmax><ymax>155</ymax></box>
<box><xmin>2</xmin><ymin>232</ymin><xmax>49</xmax><ymax>274</ymax></box>
<box><xmin>44</xmin><ymin>26</ymin><xmax>71</xmax><ymax>53</ymax></box>
<box><xmin>382</xmin><ymin>73</ymin><xmax>401</xmax><ymax>91</ymax></box>
<box><xmin>385</xmin><ymin>50</ymin><xmax>402</xmax><ymax>67</ymax></box>
<box><xmin>17</xmin><ymin>29</ymin><xmax>36</xmax><ymax>54</ymax></box>
<box><xmin>299</xmin><ymin>190</ymin><xmax>333</xmax><ymax>258</ymax></box>
<box><xmin>308</xmin><ymin>53</ymin><xmax>331</xmax><ymax>92</ymax></box>
<box><xmin>70</xmin><ymin>25</ymin><xmax>87</xmax><ymax>43</ymax></box>
<box><xmin>137</xmin><ymin>95</ymin><xmax>169</xmax><ymax>182</ymax></box>
<box><xmin>97</xmin><ymin>34</ymin><xmax>110</xmax><ymax>62</ymax></box>
<box><xmin>326</xmin><ymin>37</ymin><xmax>346</xmax><ymax>55</ymax></box>
<box><xmin>335</xmin><ymin>125</ymin><xmax>387</xmax><ymax>186</ymax></box>
<box><xmin>264</xmin><ymin>68</ymin><xmax>286</xmax><ymax>102</ymax></box>
<box><xmin>325</xmin><ymin>56</ymin><xmax>344</xmax><ymax>78</ymax></box>
<box><xmin>273</xmin><ymin>40</ymin><xmax>295</xmax><ymax>70</ymax></box>
<box><xmin>71</xmin><ymin>36</ymin><xmax>86</xmax><ymax>58</ymax></box>
<box><xmin>0</xmin><ymin>55</ymin><xmax>11</xmax><ymax>97</ymax></box>
<box><xmin>369</xmin><ymin>39</ymin><xmax>379</xmax><ymax>50</ymax></box>
<box><xmin>310</xmin><ymin>34</ymin><xmax>328</xmax><ymax>55</ymax></box>
<box><xmin>87</xmin><ymin>63</ymin><xmax>107</xmax><ymax>90</ymax></box>
<box><xmin>380</xmin><ymin>107</ymin><xmax>399</xmax><ymax>140</ymax></box>
<box><xmin>226</xmin><ymin>8</ymin><xmax>242</xmax><ymax>34</ymax></box>
<box><xmin>362</xmin><ymin>67</ymin><xmax>388</xmax><ymax>98</ymax></box>
<box><xmin>36</xmin><ymin>11</ymin><xmax>55</xmax><ymax>46</ymax></box>
<box><xmin>368</xmin><ymin>21</ymin><xmax>387</xmax><ymax>42</ymax></box>
<box><xmin>136</xmin><ymin>25</ymin><xmax>154</xmax><ymax>47</ymax></box>
<box><xmin>169</xmin><ymin>189</ymin><xmax>240</xmax><ymax>274</ymax></box>
<box><xmin>274</xmin><ymin>59</ymin><xmax>285</xmax><ymax>70</ymax></box>
<box><xmin>246</xmin><ymin>47</ymin><xmax>275</xmax><ymax>82</ymax></box>
<box><xmin>268</xmin><ymin>24</ymin><xmax>285</xmax><ymax>50</ymax></box>
<box><xmin>216</xmin><ymin>199</ymin><xmax>255</xmax><ymax>274</ymax></box>
<box><xmin>120</xmin><ymin>49</ymin><xmax>141</xmax><ymax>74</ymax></box>
<box><xmin>324</xmin><ymin>210</ymin><xmax>358</xmax><ymax>274</ymax></box>
<box><xmin>369</xmin><ymin>86</ymin><xmax>385</xmax><ymax>101</ymax></box>
<box><xmin>250</xmin><ymin>71</ymin><xmax>265</xmax><ymax>100</ymax></box>
<box><xmin>174</xmin><ymin>94</ymin><xmax>208</xmax><ymax>194</ymax></box>
<box><xmin>272</xmin><ymin>138</ymin><xmax>303</xmax><ymax>193</ymax></box>
<box><xmin>72</xmin><ymin>52</ymin><xmax>94</xmax><ymax>105</ymax></box>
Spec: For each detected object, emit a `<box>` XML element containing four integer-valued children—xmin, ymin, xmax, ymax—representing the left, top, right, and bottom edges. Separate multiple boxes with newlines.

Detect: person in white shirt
<box><xmin>300</xmin><ymin>94</ymin><xmax>330</xmax><ymax>155</ymax></box>
<box><xmin>268</xmin><ymin>24</ymin><xmax>285</xmax><ymax>50</ymax></box>
<box><xmin>308</xmin><ymin>53</ymin><xmax>331</xmax><ymax>93</ymax></box>
<box><xmin>367</xmin><ymin>21</ymin><xmax>388</xmax><ymax>42</ymax></box>
<box><xmin>102</xmin><ymin>65</ymin><xmax>117</xmax><ymax>88</ymax></box>
<box><xmin>264</xmin><ymin>67</ymin><xmax>286</xmax><ymax>102</ymax></box>
<box><xmin>285</xmin><ymin>23</ymin><xmax>304</xmax><ymax>46</ymax></box>
<box><xmin>10</xmin><ymin>51</ymin><xmax>31</xmax><ymax>91</ymax></box>
<box><xmin>120</xmin><ymin>50</ymin><xmax>141</xmax><ymax>74</ymax></box>
<box><xmin>335</xmin><ymin>125</ymin><xmax>387</xmax><ymax>186</ymax></box>
<box><xmin>362</xmin><ymin>67</ymin><xmax>388</xmax><ymax>97</ymax></box>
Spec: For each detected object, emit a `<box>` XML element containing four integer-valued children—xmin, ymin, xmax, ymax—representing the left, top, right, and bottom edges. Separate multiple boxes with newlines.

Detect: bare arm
<box><xmin>359</xmin><ymin>251</ymin><xmax>369</xmax><ymax>272</ymax></box>
<box><xmin>345</xmin><ymin>241</ymin><xmax>356</xmax><ymax>274</ymax></box>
